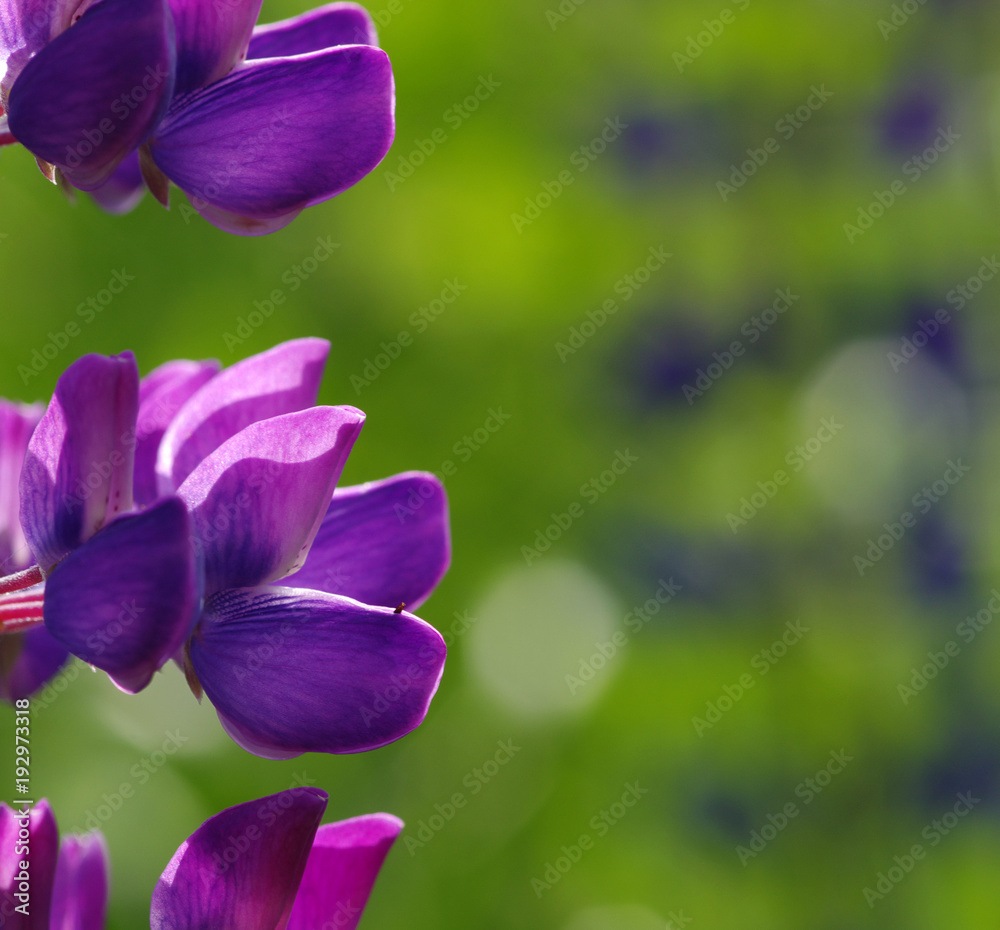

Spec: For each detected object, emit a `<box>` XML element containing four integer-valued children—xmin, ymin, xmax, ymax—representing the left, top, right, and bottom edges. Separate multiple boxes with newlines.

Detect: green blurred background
<box><xmin>4</xmin><ymin>0</ymin><xmax>1000</xmax><ymax>926</ymax></box>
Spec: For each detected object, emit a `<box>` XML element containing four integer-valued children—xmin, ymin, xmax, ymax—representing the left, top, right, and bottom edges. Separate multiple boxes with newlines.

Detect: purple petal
<box><xmin>50</xmin><ymin>833</ymin><xmax>109</xmax><ymax>930</ymax></box>
<box><xmin>0</xmin><ymin>620</ymin><xmax>68</xmax><ymax>702</ymax></box>
<box><xmin>150</xmin><ymin>45</ymin><xmax>394</xmax><ymax>224</ymax></box>
<box><xmin>177</xmin><ymin>406</ymin><xmax>364</xmax><ymax>594</ymax></box>
<box><xmin>43</xmin><ymin>497</ymin><xmax>199</xmax><ymax>694</ymax></box>
<box><xmin>0</xmin><ymin>0</ymin><xmax>79</xmax><ymax>96</ymax></box>
<box><xmin>181</xmin><ymin>198</ymin><xmax>302</xmax><ymax>236</ymax></box>
<box><xmin>7</xmin><ymin>0</ymin><xmax>175</xmax><ymax>190</ymax></box>
<box><xmin>135</xmin><ymin>359</ymin><xmax>220</xmax><ymax>506</ymax></box>
<box><xmin>167</xmin><ymin>0</ymin><xmax>261</xmax><ymax>96</ymax></box>
<box><xmin>86</xmin><ymin>151</ymin><xmax>147</xmax><ymax>215</ymax></box>
<box><xmin>157</xmin><ymin>338</ymin><xmax>328</xmax><ymax>494</ymax></box>
<box><xmin>151</xmin><ymin>787</ymin><xmax>326</xmax><ymax>930</ymax></box>
<box><xmin>289</xmin><ymin>472</ymin><xmax>449</xmax><ymax>611</ymax></box>
<box><xmin>248</xmin><ymin>3</ymin><xmax>377</xmax><ymax>59</ymax></box>
<box><xmin>19</xmin><ymin>352</ymin><xmax>138</xmax><ymax>574</ymax></box>
<box><xmin>0</xmin><ymin>400</ymin><xmax>42</xmax><ymax>573</ymax></box>
<box><xmin>0</xmin><ymin>800</ymin><xmax>59</xmax><ymax>930</ymax></box>
<box><xmin>287</xmin><ymin>814</ymin><xmax>401</xmax><ymax>930</ymax></box>
<box><xmin>191</xmin><ymin>586</ymin><xmax>446</xmax><ymax>758</ymax></box>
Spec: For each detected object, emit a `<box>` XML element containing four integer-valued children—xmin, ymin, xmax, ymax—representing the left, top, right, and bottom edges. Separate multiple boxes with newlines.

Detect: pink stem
<box><xmin>0</xmin><ymin>565</ymin><xmax>43</xmax><ymax>595</ymax></box>
<box><xmin>0</xmin><ymin>599</ymin><xmax>45</xmax><ymax>634</ymax></box>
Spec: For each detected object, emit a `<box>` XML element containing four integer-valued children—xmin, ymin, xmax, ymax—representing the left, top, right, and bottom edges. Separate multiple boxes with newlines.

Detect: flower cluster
<box><xmin>2</xmin><ymin>791</ymin><xmax>400</xmax><ymax>930</ymax></box>
<box><xmin>0</xmin><ymin>338</ymin><xmax>449</xmax><ymax>759</ymax></box>
<box><xmin>0</xmin><ymin>1</ymin><xmax>394</xmax><ymax>234</ymax></box>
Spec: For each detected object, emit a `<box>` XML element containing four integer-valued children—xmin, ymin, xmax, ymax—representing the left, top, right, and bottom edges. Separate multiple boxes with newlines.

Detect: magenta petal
<box><xmin>151</xmin><ymin>788</ymin><xmax>326</xmax><ymax>930</ymax></box>
<box><xmin>157</xmin><ymin>338</ymin><xmax>328</xmax><ymax>494</ymax></box>
<box><xmin>177</xmin><ymin>406</ymin><xmax>364</xmax><ymax>594</ymax></box>
<box><xmin>7</xmin><ymin>0</ymin><xmax>175</xmax><ymax>189</ymax></box>
<box><xmin>168</xmin><ymin>0</ymin><xmax>261</xmax><ymax>96</ymax></box>
<box><xmin>50</xmin><ymin>833</ymin><xmax>109</xmax><ymax>930</ymax></box>
<box><xmin>85</xmin><ymin>151</ymin><xmax>147</xmax><ymax>215</ymax></box>
<box><xmin>0</xmin><ymin>399</ymin><xmax>42</xmax><ymax>572</ymax></box>
<box><xmin>290</xmin><ymin>472</ymin><xmax>450</xmax><ymax>611</ymax></box>
<box><xmin>134</xmin><ymin>359</ymin><xmax>220</xmax><ymax>506</ymax></box>
<box><xmin>287</xmin><ymin>814</ymin><xmax>401</xmax><ymax>930</ymax></box>
<box><xmin>19</xmin><ymin>352</ymin><xmax>138</xmax><ymax>574</ymax></box>
<box><xmin>191</xmin><ymin>587</ymin><xmax>446</xmax><ymax>758</ymax></box>
<box><xmin>0</xmin><ymin>800</ymin><xmax>59</xmax><ymax>930</ymax></box>
<box><xmin>248</xmin><ymin>3</ymin><xmax>377</xmax><ymax>59</ymax></box>
<box><xmin>43</xmin><ymin>497</ymin><xmax>199</xmax><ymax>694</ymax></box>
<box><xmin>0</xmin><ymin>621</ymin><xmax>68</xmax><ymax>702</ymax></box>
<box><xmin>150</xmin><ymin>45</ymin><xmax>394</xmax><ymax>222</ymax></box>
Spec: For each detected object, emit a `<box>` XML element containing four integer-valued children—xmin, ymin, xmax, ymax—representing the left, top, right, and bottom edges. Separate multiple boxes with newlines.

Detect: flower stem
<box><xmin>0</xmin><ymin>599</ymin><xmax>45</xmax><ymax>634</ymax></box>
<box><xmin>0</xmin><ymin>565</ymin><xmax>43</xmax><ymax>595</ymax></box>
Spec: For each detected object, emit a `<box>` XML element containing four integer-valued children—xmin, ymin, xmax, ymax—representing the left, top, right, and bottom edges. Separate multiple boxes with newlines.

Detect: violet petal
<box><xmin>43</xmin><ymin>497</ymin><xmax>199</xmax><ymax>694</ymax></box>
<box><xmin>167</xmin><ymin>0</ymin><xmax>261</xmax><ymax>96</ymax></box>
<box><xmin>289</xmin><ymin>472</ymin><xmax>450</xmax><ymax>610</ymax></box>
<box><xmin>248</xmin><ymin>3</ymin><xmax>377</xmax><ymax>59</ymax></box>
<box><xmin>19</xmin><ymin>352</ymin><xmax>138</xmax><ymax>574</ymax></box>
<box><xmin>50</xmin><ymin>833</ymin><xmax>109</xmax><ymax>930</ymax></box>
<box><xmin>191</xmin><ymin>586</ymin><xmax>446</xmax><ymax>758</ymax></box>
<box><xmin>177</xmin><ymin>406</ymin><xmax>363</xmax><ymax>594</ymax></box>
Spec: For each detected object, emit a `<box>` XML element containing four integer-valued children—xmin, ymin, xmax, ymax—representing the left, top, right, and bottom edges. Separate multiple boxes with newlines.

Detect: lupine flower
<box><xmin>1</xmin><ymin>1</ymin><xmax>394</xmax><ymax>234</ymax></box>
<box><xmin>0</xmin><ymin>799</ymin><xmax>110</xmax><ymax>930</ymax></box>
<box><xmin>0</xmin><ymin>339</ymin><xmax>450</xmax><ymax>758</ymax></box>
<box><xmin>152</xmin><ymin>788</ymin><xmax>401</xmax><ymax>930</ymax></box>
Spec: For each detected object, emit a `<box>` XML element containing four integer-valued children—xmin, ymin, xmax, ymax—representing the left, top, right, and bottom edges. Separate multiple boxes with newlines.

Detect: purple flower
<box><xmin>151</xmin><ymin>788</ymin><xmax>401</xmax><ymax>930</ymax></box>
<box><xmin>0</xmin><ymin>339</ymin><xmax>450</xmax><ymax>759</ymax></box>
<box><xmin>0</xmin><ymin>799</ymin><xmax>109</xmax><ymax>930</ymax></box>
<box><xmin>1</xmin><ymin>1</ymin><xmax>394</xmax><ymax>234</ymax></box>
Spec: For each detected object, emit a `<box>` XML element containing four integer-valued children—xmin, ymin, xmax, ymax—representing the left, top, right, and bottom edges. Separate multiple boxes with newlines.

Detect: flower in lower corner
<box><xmin>0</xmin><ymin>0</ymin><xmax>394</xmax><ymax>234</ymax></box>
<box><xmin>0</xmin><ymin>800</ymin><xmax>110</xmax><ymax>930</ymax></box>
<box><xmin>151</xmin><ymin>788</ymin><xmax>401</xmax><ymax>930</ymax></box>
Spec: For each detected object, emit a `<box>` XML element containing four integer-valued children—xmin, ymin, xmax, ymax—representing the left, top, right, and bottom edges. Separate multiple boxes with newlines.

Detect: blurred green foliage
<box><xmin>4</xmin><ymin>0</ymin><xmax>1000</xmax><ymax>927</ymax></box>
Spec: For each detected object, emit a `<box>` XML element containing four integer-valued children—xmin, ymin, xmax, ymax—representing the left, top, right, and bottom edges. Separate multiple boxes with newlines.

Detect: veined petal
<box><xmin>135</xmin><ymin>359</ymin><xmax>220</xmax><ymax>506</ymax></box>
<box><xmin>19</xmin><ymin>352</ymin><xmax>138</xmax><ymax>574</ymax></box>
<box><xmin>43</xmin><ymin>497</ymin><xmax>199</xmax><ymax>694</ymax></box>
<box><xmin>0</xmin><ymin>400</ymin><xmax>42</xmax><ymax>572</ymax></box>
<box><xmin>157</xmin><ymin>338</ymin><xmax>328</xmax><ymax>494</ymax></box>
<box><xmin>0</xmin><ymin>800</ymin><xmax>59</xmax><ymax>930</ymax></box>
<box><xmin>181</xmin><ymin>198</ymin><xmax>302</xmax><ymax>236</ymax></box>
<box><xmin>191</xmin><ymin>587</ymin><xmax>446</xmax><ymax>758</ymax></box>
<box><xmin>168</xmin><ymin>0</ymin><xmax>261</xmax><ymax>96</ymax></box>
<box><xmin>151</xmin><ymin>45</ymin><xmax>393</xmax><ymax>227</ymax></box>
<box><xmin>287</xmin><ymin>814</ymin><xmax>400</xmax><ymax>930</ymax></box>
<box><xmin>248</xmin><ymin>3</ymin><xmax>377</xmax><ymax>59</ymax></box>
<box><xmin>86</xmin><ymin>150</ymin><xmax>147</xmax><ymax>215</ymax></box>
<box><xmin>50</xmin><ymin>833</ymin><xmax>109</xmax><ymax>930</ymax></box>
<box><xmin>289</xmin><ymin>472</ymin><xmax>449</xmax><ymax>610</ymax></box>
<box><xmin>177</xmin><ymin>407</ymin><xmax>364</xmax><ymax>594</ymax></box>
<box><xmin>7</xmin><ymin>0</ymin><xmax>175</xmax><ymax>190</ymax></box>
<box><xmin>0</xmin><ymin>620</ymin><xmax>68</xmax><ymax>703</ymax></box>
<box><xmin>151</xmin><ymin>788</ymin><xmax>326</xmax><ymax>930</ymax></box>
<box><xmin>0</xmin><ymin>0</ymin><xmax>80</xmax><ymax>98</ymax></box>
